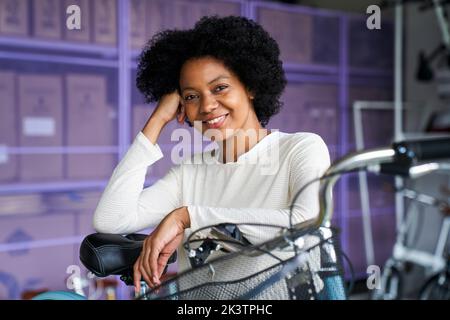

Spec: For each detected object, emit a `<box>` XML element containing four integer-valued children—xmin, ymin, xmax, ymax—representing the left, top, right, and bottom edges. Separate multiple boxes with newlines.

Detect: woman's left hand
<box><xmin>133</xmin><ymin>206</ymin><xmax>191</xmax><ymax>292</ymax></box>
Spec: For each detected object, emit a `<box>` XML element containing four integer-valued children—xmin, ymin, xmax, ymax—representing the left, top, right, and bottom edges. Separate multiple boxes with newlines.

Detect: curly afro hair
<box><xmin>136</xmin><ymin>15</ymin><xmax>286</xmax><ymax>127</ymax></box>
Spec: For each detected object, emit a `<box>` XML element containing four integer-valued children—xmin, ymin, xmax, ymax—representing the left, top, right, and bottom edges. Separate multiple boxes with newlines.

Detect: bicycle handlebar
<box><xmin>314</xmin><ymin>136</ymin><xmax>450</xmax><ymax>230</ymax></box>
<box><xmin>248</xmin><ymin>136</ymin><xmax>450</xmax><ymax>254</ymax></box>
<box><xmin>393</xmin><ymin>137</ymin><xmax>450</xmax><ymax>161</ymax></box>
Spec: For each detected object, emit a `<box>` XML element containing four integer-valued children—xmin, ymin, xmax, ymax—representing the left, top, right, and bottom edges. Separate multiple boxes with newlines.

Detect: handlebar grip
<box><xmin>393</xmin><ymin>137</ymin><xmax>450</xmax><ymax>161</ymax></box>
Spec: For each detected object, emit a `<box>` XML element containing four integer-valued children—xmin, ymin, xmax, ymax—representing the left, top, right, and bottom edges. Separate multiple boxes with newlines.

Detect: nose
<box><xmin>199</xmin><ymin>92</ymin><xmax>219</xmax><ymax>114</ymax></box>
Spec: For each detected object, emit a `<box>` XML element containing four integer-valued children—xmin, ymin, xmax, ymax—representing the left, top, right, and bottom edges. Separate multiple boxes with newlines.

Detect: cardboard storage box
<box><xmin>93</xmin><ymin>0</ymin><xmax>117</xmax><ymax>46</ymax></box>
<box><xmin>0</xmin><ymin>194</ymin><xmax>46</xmax><ymax>216</ymax></box>
<box><xmin>0</xmin><ymin>0</ymin><xmax>29</xmax><ymax>36</ymax></box>
<box><xmin>65</xmin><ymin>74</ymin><xmax>117</xmax><ymax>179</ymax></box>
<box><xmin>66</xmin><ymin>74</ymin><xmax>109</xmax><ymax>146</ymax></box>
<box><xmin>63</xmin><ymin>0</ymin><xmax>90</xmax><ymax>43</ymax></box>
<box><xmin>45</xmin><ymin>190</ymin><xmax>102</xmax><ymax>212</ymax></box>
<box><xmin>312</xmin><ymin>15</ymin><xmax>339</xmax><ymax>66</ymax></box>
<box><xmin>272</xmin><ymin>82</ymin><xmax>338</xmax><ymax>147</ymax></box>
<box><xmin>257</xmin><ymin>6</ymin><xmax>312</xmax><ymax>65</ymax></box>
<box><xmin>18</xmin><ymin>75</ymin><xmax>63</xmax><ymax>181</ymax></box>
<box><xmin>146</xmin><ymin>0</ymin><xmax>167</xmax><ymax>39</ymax></box>
<box><xmin>171</xmin><ymin>0</ymin><xmax>241</xmax><ymax>30</ymax></box>
<box><xmin>131</xmin><ymin>104</ymin><xmax>152</xmax><ymax>140</ymax></box>
<box><xmin>206</xmin><ymin>0</ymin><xmax>242</xmax><ymax>16</ymax></box>
<box><xmin>130</xmin><ymin>0</ymin><xmax>147</xmax><ymax>49</ymax></box>
<box><xmin>32</xmin><ymin>0</ymin><xmax>62</xmax><ymax>40</ymax></box>
<box><xmin>0</xmin><ymin>72</ymin><xmax>18</xmax><ymax>182</ymax></box>
<box><xmin>67</xmin><ymin>153</ymin><xmax>117</xmax><ymax>180</ymax></box>
<box><xmin>0</xmin><ymin>213</ymin><xmax>77</xmax><ymax>299</ymax></box>
<box><xmin>349</xmin><ymin>17</ymin><xmax>394</xmax><ymax>69</ymax></box>
<box><xmin>172</xmin><ymin>0</ymin><xmax>214</xmax><ymax>30</ymax></box>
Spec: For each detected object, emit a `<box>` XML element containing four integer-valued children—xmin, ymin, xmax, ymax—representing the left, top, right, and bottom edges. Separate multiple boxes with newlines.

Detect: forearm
<box><xmin>141</xmin><ymin>113</ymin><xmax>167</xmax><ymax>145</ymax></box>
<box><xmin>93</xmin><ymin>133</ymin><xmax>167</xmax><ymax>234</ymax></box>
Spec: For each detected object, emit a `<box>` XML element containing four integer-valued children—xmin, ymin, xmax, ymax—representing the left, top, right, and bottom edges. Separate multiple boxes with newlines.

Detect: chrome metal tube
<box><xmin>315</xmin><ymin>148</ymin><xmax>396</xmax><ymax>228</ymax></box>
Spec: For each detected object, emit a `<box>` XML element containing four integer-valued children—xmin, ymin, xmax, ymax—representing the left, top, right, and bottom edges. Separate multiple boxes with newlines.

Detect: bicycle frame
<box><xmin>310</xmin><ymin>142</ymin><xmax>450</xmax><ymax>300</ymax></box>
<box><xmin>392</xmin><ymin>188</ymin><xmax>450</xmax><ymax>275</ymax></box>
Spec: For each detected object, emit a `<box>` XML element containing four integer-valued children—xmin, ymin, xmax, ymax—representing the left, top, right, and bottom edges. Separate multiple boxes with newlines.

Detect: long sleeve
<box><xmin>93</xmin><ymin>131</ymin><xmax>182</xmax><ymax>234</ymax></box>
<box><xmin>187</xmin><ymin>133</ymin><xmax>330</xmax><ymax>245</ymax></box>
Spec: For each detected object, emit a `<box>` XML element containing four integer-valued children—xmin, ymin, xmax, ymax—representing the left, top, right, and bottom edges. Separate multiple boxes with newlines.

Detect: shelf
<box><xmin>349</xmin><ymin>67</ymin><xmax>393</xmax><ymax>78</ymax></box>
<box><xmin>0</xmin><ymin>50</ymin><xmax>119</xmax><ymax>68</ymax></box>
<box><xmin>0</xmin><ymin>180</ymin><xmax>109</xmax><ymax>195</ymax></box>
<box><xmin>283</xmin><ymin>62</ymin><xmax>339</xmax><ymax>75</ymax></box>
<box><xmin>0</xmin><ymin>235</ymin><xmax>84</xmax><ymax>253</ymax></box>
<box><xmin>0</xmin><ymin>36</ymin><xmax>118</xmax><ymax>58</ymax></box>
<box><xmin>131</xmin><ymin>51</ymin><xmax>389</xmax><ymax>79</ymax></box>
<box><xmin>130</xmin><ymin>49</ymin><xmax>142</xmax><ymax>60</ymax></box>
<box><xmin>5</xmin><ymin>146</ymin><xmax>119</xmax><ymax>155</ymax></box>
<box><xmin>0</xmin><ymin>42</ymin><xmax>393</xmax><ymax>79</ymax></box>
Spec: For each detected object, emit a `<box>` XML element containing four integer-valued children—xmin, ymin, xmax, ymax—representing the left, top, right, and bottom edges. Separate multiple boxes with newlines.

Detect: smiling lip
<box><xmin>202</xmin><ymin>114</ymin><xmax>228</xmax><ymax>129</ymax></box>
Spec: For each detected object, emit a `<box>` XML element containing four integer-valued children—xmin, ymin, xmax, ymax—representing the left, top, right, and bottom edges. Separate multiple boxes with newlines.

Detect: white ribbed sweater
<box><xmin>93</xmin><ymin>130</ymin><xmax>330</xmax><ymax>271</ymax></box>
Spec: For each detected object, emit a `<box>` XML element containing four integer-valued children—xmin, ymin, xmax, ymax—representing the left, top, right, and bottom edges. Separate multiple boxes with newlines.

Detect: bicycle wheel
<box><xmin>419</xmin><ymin>274</ymin><xmax>450</xmax><ymax>300</ymax></box>
<box><xmin>372</xmin><ymin>265</ymin><xmax>403</xmax><ymax>300</ymax></box>
<box><xmin>32</xmin><ymin>291</ymin><xmax>87</xmax><ymax>300</ymax></box>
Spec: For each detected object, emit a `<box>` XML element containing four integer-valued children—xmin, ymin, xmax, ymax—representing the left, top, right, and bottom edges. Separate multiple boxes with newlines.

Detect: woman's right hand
<box><xmin>151</xmin><ymin>91</ymin><xmax>186</xmax><ymax>125</ymax></box>
<box><xmin>142</xmin><ymin>91</ymin><xmax>187</xmax><ymax>144</ymax></box>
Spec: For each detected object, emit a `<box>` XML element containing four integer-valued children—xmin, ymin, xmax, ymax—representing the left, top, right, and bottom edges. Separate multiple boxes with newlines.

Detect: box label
<box><xmin>0</xmin><ymin>145</ymin><xmax>8</xmax><ymax>164</ymax></box>
<box><xmin>23</xmin><ymin>117</ymin><xmax>55</xmax><ymax>136</ymax></box>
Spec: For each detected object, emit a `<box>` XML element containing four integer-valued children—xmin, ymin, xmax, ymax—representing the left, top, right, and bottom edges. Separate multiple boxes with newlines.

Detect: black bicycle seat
<box><xmin>79</xmin><ymin>233</ymin><xmax>177</xmax><ymax>284</ymax></box>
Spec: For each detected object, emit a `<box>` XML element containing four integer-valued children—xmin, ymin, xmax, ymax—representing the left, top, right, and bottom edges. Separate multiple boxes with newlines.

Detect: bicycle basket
<box><xmin>139</xmin><ymin>227</ymin><xmax>348</xmax><ymax>300</ymax></box>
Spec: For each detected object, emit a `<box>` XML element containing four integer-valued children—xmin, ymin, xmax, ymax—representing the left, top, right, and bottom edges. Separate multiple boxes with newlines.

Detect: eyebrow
<box><xmin>208</xmin><ymin>75</ymin><xmax>230</xmax><ymax>84</ymax></box>
<box><xmin>181</xmin><ymin>75</ymin><xmax>230</xmax><ymax>92</ymax></box>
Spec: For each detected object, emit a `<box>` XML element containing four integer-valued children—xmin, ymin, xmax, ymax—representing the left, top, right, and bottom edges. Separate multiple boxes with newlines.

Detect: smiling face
<box><xmin>179</xmin><ymin>56</ymin><xmax>261</xmax><ymax>141</ymax></box>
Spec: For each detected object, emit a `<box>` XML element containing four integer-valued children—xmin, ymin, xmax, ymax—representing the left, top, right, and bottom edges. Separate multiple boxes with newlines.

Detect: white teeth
<box><xmin>206</xmin><ymin>115</ymin><xmax>225</xmax><ymax>124</ymax></box>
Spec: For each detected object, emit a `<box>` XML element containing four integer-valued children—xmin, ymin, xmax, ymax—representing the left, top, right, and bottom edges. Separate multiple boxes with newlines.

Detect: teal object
<box><xmin>318</xmin><ymin>276</ymin><xmax>347</xmax><ymax>300</ymax></box>
<box><xmin>32</xmin><ymin>291</ymin><xmax>87</xmax><ymax>300</ymax></box>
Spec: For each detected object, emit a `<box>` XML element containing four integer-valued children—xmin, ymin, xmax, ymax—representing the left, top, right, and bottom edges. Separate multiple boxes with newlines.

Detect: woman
<box><xmin>92</xmin><ymin>16</ymin><xmax>330</xmax><ymax>293</ymax></box>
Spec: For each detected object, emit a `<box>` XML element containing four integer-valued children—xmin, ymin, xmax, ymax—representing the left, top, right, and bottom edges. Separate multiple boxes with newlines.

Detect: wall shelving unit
<box><xmin>0</xmin><ymin>0</ymin><xmax>394</xmax><ymax>298</ymax></box>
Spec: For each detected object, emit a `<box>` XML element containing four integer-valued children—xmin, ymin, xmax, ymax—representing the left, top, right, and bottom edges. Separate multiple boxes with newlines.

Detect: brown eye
<box><xmin>214</xmin><ymin>85</ymin><xmax>228</xmax><ymax>92</ymax></box>
<box><xmin>184</xmin><ymin>94</ymin><xmax>197</xmax><ymax>101</ymax></box>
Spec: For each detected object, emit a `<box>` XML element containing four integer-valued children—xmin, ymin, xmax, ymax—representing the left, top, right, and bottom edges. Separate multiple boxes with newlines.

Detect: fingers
<box><xmin>133</xmin><ymin>255</ymin><xmax>142</xmax><ymax>294</ymax></box>
<box><xmin>138</xmin><ymin>253</ymin><xmax>154</xmax><ymax>289</ymax></box>
<box><xmin>137</xmin><ymin>238</ymin><xmax>163</xmax><ymax>290</ymax></box>
<box><xmin>142</xmin><ymin>242</ymin><xmax>154</xmax><ymax>284</ymax></box>
<box><xmin>149</xmin><ymin>248</ymin><xmax>161</xmax><ymax>285</ymax></box>
<box><xmin>157</xmin><ymin>252</ymin><xmax>172</xmax><ymax>279</ymax></box>
<box><xmin>133</xmin><ymin>240</ymin><xmax>157</xmax><ymax>294</ymax></box>
<box><xmin>141</xmin><ymin>241</ymin><xmax>158</xmax><ymax>288</ymax></box>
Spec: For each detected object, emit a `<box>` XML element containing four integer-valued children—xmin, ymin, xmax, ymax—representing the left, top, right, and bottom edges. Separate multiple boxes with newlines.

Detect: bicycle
<box><xmin>372</xmin><ymin>186</ymin><xmax>450</xmax><ymax>300</ymax></box>
<box><xmin>33</xmin><ymin>136</ymin><xmax>450</xmax><ymax>300</ymax></box>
